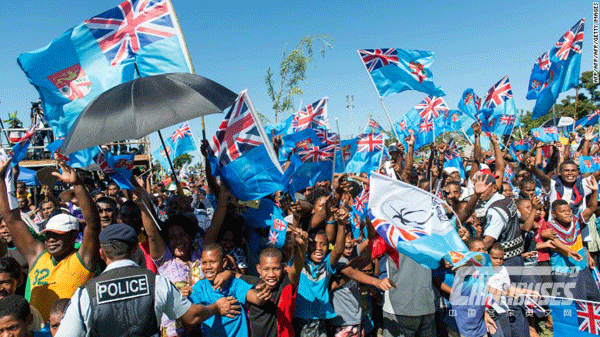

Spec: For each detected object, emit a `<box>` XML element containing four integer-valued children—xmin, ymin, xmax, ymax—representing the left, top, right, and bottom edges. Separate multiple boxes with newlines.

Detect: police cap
<box><xmin>99</xmin><ymin>223</ymin><xmax>138</xmax><ymax>244</ymax></box>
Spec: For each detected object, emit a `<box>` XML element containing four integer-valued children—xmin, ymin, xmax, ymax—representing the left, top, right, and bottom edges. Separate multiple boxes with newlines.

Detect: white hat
<box><xmin>41</xmin><ymin>214</ymin><xmax>80</xmax><ymax>234</ymax></box>
<box><xmin>443</xmin><ymin>167</ymin><xmax>460</xmax><ymax>175</ymax></box>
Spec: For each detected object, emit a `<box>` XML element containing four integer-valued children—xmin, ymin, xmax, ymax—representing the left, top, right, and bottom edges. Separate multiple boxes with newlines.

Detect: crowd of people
<box><xmin>1</xmin><ymin>119</ymin><xmax>599</xmax><ymax>337</ymax></box>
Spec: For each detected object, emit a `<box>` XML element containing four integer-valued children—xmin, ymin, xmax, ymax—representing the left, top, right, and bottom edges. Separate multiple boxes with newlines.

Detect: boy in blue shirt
<box><xmin>190</xmin><ymin>243</ymin><xmax>270</xmax><ymax>337</ymax></box>
<box><xmin>293</xmin><ymin>207</ymin><xmax>348</xmax><ymax>337</ymax></box>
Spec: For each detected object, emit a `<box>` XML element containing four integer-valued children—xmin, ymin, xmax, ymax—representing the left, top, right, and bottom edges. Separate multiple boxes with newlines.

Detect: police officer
<box><xmin>56</xmin><ymin>223</ymin><xmax>241</xmax><ymax>337</ymax></box>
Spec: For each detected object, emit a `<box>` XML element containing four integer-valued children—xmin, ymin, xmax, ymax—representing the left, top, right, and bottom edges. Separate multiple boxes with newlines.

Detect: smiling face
<box><xmin>0</xmin><ymin>221</ymin><xmax>11</xmax><ymax>244</ymax></box>
<box><xmin>166</xmin><ymin>225</ymin><xmax>192</xmax><ymax>261</ymax></box>
<box><xmin>559</xmin><ymin>163</ymin><xmax>579</xmax><ymax>185</ymax></box>
<box><xmin>309</xmin><ymin>233</ymin><xmax>328</xmax><ymax>264</ymax></box>
<box><xmin>96</xmin><ymin>202</ymin><xmax>116</xmax><ymax>228</ymax></box>
<box><xmin>343</xmin><ymin>231</ymin><xmax>355</xmax><ymax>257</ymax></box>
<box><xmin>44</xmin><ymin>231</ymin><xmax>76</xmax><ymax>259</ymax></box>
<box><xmin>201</xmin><ymin>249</ymin><xmax>226</xmax><ymax>284</ymax></box>
<box><xmin>257</xmin><ymin>255</ymin><xmax>284</xmax><ymax>289</ymax></box>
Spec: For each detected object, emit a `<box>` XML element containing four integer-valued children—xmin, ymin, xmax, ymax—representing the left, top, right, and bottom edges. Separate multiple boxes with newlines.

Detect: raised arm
<box><xmin>582</xmin><ymin>176</ymin><xmax>598</xmax><ymax>222</ymax></box>
<box><xmin>288</xmin><ymin>223</ymin><xmax>309</xmax><ymax>286</ymax></box>
<box><xmin>400</xmin><ymin>134</ymin><xmax>415</xmax><ymax>182</ymax></box>
<box><xmin>52</xmin><ymin>159</ymin><xmax>101</xmax><ymax>270</ymax></box>
<box><xmin>328</xmin><ymin>208</ymin><xmax>349</xmax><ymax>266</ymax></box>
<box><xmin>457</xmin><ymin>174</ymin><xmax>492</xmax><ymax>225</ymax></box>
<box><xmin>525</xmin><ymin>156</ymin><xmax>551</xmax><ymax>191</ymax></box>
<box><xmin>0</xmin><ymin>160</ymin><xmax>44</xmax><ymax>264</ymax></box>
<box><xmin>137</xmin><ymin>192</ymin><xmax>166</xmax><ymax>260</ymax></box>
<box><xmin>490</xmin><ymin>135</ymin><xmax>505</xmax><ymax>189</ymax></box>
<box><xmin>203</xmin><ymin>186</ymin><xmax>230</xmax><ymax>245</ymax></box>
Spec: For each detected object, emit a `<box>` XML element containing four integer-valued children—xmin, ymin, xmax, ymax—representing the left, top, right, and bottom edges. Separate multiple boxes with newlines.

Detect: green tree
<box><xmin>265</xmin><ymin>35</ymin><xmax>333</xmax><ymax>123</ymax></box>
<box><xmin>173</xmin><ymin>153</ymin><xmax>193</xmax><ymax>169</ymax></box>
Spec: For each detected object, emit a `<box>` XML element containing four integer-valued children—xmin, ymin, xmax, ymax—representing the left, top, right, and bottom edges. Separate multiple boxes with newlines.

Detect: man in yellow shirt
<box><xmin>0</xmin><ymin>157</ymin><xmax>101</xmax><ymax>321</ymax></box>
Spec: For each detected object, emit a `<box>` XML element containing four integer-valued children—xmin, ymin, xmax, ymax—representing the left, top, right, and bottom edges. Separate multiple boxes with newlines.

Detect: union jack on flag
<box><xmin>358</xmin><ymin>48</ymin><xmax>399</xmax><ymax>72</ymax></box>
<box><xmin>315</xmin><ymin>129</ymin><xmax>339</xmax><ymax>146</ymax></box>
<box><xmin>484</xmin><ymin>75</ymin><xmax>513</xmax><ymax>109</ymax></box>
<box><xmin>268</xmin><ymin>230</ymin><xmax>279</xmax><ymax>246</ymax></box>
<box><xmin>169</xmin><ymin>122</ymin><xmax>192</xmax><ymax>143</ymax></box>
<box><xmin>419</xmin><ymin>119</ymin><xmax>434</xmax><ymax>133</ymax></box>
<box><xmin>593</xmin><ymin>156</ymin><xmax>600</xmax><ymax>165</ymax></box>
<box><xmin>273</xmin><ymin>219</ymin><xmax>287</xmax><ymax>231</ymax></box>
<box><xmin>542</xmin><ymin>127</ymin><xmax>558</xmax><ymax>134</ymax></box>
<box><xmin>93</xmin><ymin>151</ymin><xmax>116</xmax><ymax>175</ymax></box>
<box><xmin>84</xmin><ymin>0</ymin><xmax>178</xmax><ymax>66</ymax></box>
<box><xmin>298</xmin><ymin>144</ymin><xmax>335</xmax><ymax>162</ymax></box>
<box><xmin>445</xmin><ymin>139</ymin><xmax>460</xmax><ymax>160</ymax></box>
<box><xmin>357</xmin><ymin>133</ymin><xmax>384</xmax><ymax>153</ymax></box>
<box><xmin>210</xmin><ymin>92</ymin><xmax>262</xmax><ymax>166</ymax></box>
<box><xmin>415</xmin><ymin>96</ymin><xmax>449</xmax><ymax>120</ymax></box>
<box><xmin>554</xmin><ymin>19</ymin><xmax>585</xmax><ymax>61</ymax></box>
<box><xmin>397</xmin><ymin>120</ymin><xmax>407</xmax><ymax>131</ymax></box>
<box><xmin>499</xmin><ymin>115</ymin><xmax>516</xmax><ymax>125</ymax></box>
<box><xmin>536</xmin><ymin>51</ymin><xmax>551</xmax><ymax>70</ymax></box>
<box><xmin>292</xmin><ymin>98</ymin><xmax>329</xmax><ymax>132</ymax></box>
<box><xmin>14</xmin><ymin>125</ymin><xmax>36</xmax><ymax>144</ymax></box>
<box><xmin>354</xmin><ymin>189</ymin><xmax>369</xmax><ymax>213</ymax></box>
<box><xmin>576</xmin><ymin>300</ymin><xmax>600</xmax><ymax>334</ymax></box>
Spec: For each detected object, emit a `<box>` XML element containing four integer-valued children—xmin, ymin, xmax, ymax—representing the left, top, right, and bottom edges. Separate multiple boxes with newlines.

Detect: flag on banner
<box><xmin>283</xmin><ymin>143</ymin><xmax>335</xmax><ymax>194</ymax></box>
<box><xmin>549</xmin><ymin>299</ymin><xmax>600</xmax><ymax>336</ymax></box>
<box><xmin>531</xmin><ymin>126</ymin><xmax>560</xmax><ymax>143</ymax></box>
<box><xmin>579</xmin><ymin>156</ymin><xmax>600</xmax><ymax>174</ymax></box>
<box><xmin>279</xmin><ymin>128</ymin><xmax>322</xmax><ymax>162</ymax></box>
<box><xmin>364</xmin><ymin>118</ymin><xmax>385</xmax><ymax>134</ymax></box>
<box><xmin>358</xmin><ymin>48</ymin><xmax>445</xmax><ymax>98</ymax></box>
<box><xmin>532</xmin><ymin>19</ymin><xmax>585</xmax><ymax>119</ymax></box>
<box><xmin>345</xmin><ymin>133</ymin><xmax>386</xmax><ymax>174</ymax></box>
<box><xmin>10</xmin><ymin>125</ymin><xmax>36</xmax><ymax>164</ymax></box>
<box><xmin>482</xmin><ymin>75</ymin><xmax>518</xmax><ymax>136</ymax></box>
<box><xmin>527</xmin><ymin>51</ymin><xmax>552</xmax><ymax>100</ymax></box>
<box><xmin>169</xmin><ymin>121</ymin><xmax>197</xmax><ymax>158</ymax></box>
<box><xmin>210</xmin><ymin>90</ymin><xmax>284</xmax><ymax>202</ymax></box>
<box><xmin>576</xmin><ymin>110</ymin><xmax>600</xmax><ymax>130</ymax></box>
<box><xmin>368</xmin><ymin>172</ymin><xmax>489</xmax><ymax>268</ymax></box>
<box><xmin>458</xmin><ymin>88</ymin><xmax>482</xmax><ymax>122</ymax></box>
<box><xmin>152</xmin><ymin>144</ymin><xmax>173</xmax><ymax>173</ymax></box>
<box><xmin>291</xmin><ymin>98</ymin><xmax>330</xmax><ymax>132</ymax></box>
<box><xmin>17</xmin><ymin>0</ymin><xmax>193</xmax><ymax>140</ymax></box>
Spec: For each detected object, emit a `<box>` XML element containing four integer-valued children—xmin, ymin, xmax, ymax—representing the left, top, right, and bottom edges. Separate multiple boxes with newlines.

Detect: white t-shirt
<box><xmin>486</xmin><ymin>266</ymin><xmax>511</xmax><ymax>311</ymax></box>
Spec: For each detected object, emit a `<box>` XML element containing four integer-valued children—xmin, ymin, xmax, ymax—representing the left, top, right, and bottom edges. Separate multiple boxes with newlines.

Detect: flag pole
<box><xmin>335</xmin><ymin>118</ymin><xmax>346</xmax><ymax>168</ymax></box>
<box><xmin>189</xmin><ymin>127</ymin><xmax>205</xmax><ymax>164</ymax></box>
<box><xmin>331</xmin><ymin>118</ymin><xmax>339</xmax><ymax>191</ymax></box>
<box><xmin>356</xmin><ymin>50</ymin><xmax>401</xmax><ymax>141</ymax></box>
<box><xmin>166</xmin><ymin>0</ymin><xmax>206</xmax><ymax>140</ymax></box>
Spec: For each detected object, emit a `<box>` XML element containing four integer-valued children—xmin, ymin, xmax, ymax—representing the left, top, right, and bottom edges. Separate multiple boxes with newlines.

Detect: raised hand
<box><xmin>587</xmin><ymin>175</ymin><xmax>598</xmax><ymax>192</ymax></box>
<box><xmin>473</xmin><ymin>173</ymin><xmax>493</xmax><ymax>196</ymax></box>
<box><xmin>51</xmin><ymin>155</ymin><xmax>81</xmax><ymax>185</ymax></box>
<box><xmin>0</xmin><ymin>158</ymin><xmax>11</xmax><ymax>178</ymax></box>
<box><xmin>334</xmin><ymin>206</ymin><xmax>350</xmax><ymax>225</ymax></box>
<box><xmin>471</xmin><ymin>122</ymin><xmax>481</xmax><ymax>136</ymax></box>
<box><xmin>215</xmin><ymin>296</ymin><xmax>241</xmax><ymax>318</ymax></box>
<box><xmin>585</xmin><ymin>126</ymin><xmax>598</xmax><ymax>141</ymax></box>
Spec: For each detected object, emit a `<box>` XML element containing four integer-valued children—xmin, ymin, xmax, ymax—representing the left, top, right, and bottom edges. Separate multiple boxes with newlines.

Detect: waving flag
<box><xmin>364</xmin><ymin>118</ymin><xmax>385</xmax><ymax>134</ymax></box>
<box><xmin>401</xmin><ymin>96</ymin><xmax>448</xmax><ymax>150</ymax></box>
<box><xmin>45</xmin><ymin>137</ymin><xmax>98</xmax><ymax>168</ymax></box>
<box><xmin>168</xmin><ymin>121</ymin><xmax>197</xmax><ymax>158</ymax></box>
<box><xmin>315</xmin><ymin>129</ymin><xmax>339</xmax><ymax>146</ymax></box>
<box><xmin>345</xmin><ymin>133</ymin><xmax>386</xmax><ymax>174</ymax></box>
<box><xmin>268</xmin><ymin>218</ymin><xmax>288</xmax><ymax>249</ymax></box>
<box><xmin>210</xmin><ymin>90</ymin><xmax>284</xmax><ymax>201</ymax></box>
<box><xmin>10</xmin><ymin>125</ymin><xmax>36</xmax><ymax>164</ymax></box>
<box><xmin>264</xmin><ymin>114</ymin><xmax>294</xmax><ymax>137</ymax></box>
<box><xmin>443</xmin><ymin>139</ymin><xmax>465</xmax><ymax>180</ymax></box>
<box><xmin>95</xmin><ymin>151</ymin><xmax>136</xmax><ymax>190</ymax></box>
<box><xmin>279</xmin><ymin>128</ymin><xmax>322</xmax><ymax>162</ymax></box>
<box><xmin>575</xmin><ymin>110</ymin><xmax>600</xmax><ymax>130</ymax></box>
<box><xmin>532</xmin><ymin>19</ymin><xmax>585</xmax><ymax>119</ymax></box>
<box><xmin>579</xmin><ymin>156</ymin><xmax>600</xmax><ymax>174</ymax></box>
<box><xmin>369</xmin><ymin>173</ymin><xmax>489</xmax><ymax>268</ymax></box>
<box><xmin>531</xmin><ymin>126</ymin><xmax>560</xmax><ymax>143</ymax></box>
<box><xmin>482</xmin><ymin>75</ymin><xmax>518</xmax><ymax>136</ymax></box>
<box><xmin>283</xmin><ymin>143</ymin><xmax>335</xmax><ymax>194</ymax></box>
<box><xmin>511</xmin><ymin>139</ymin><xmax>535</xmax><ymax>152</ymax></box>
<box><xmin>527</xmin><ymin>51</ymin><xmax>552</xmax><ymax>100</ymax></box>
<box><xmin>549</xmin><ymin>299</ymin><xmax>600</xmax><ymax>336</ymax></box>
<box><xmin>292</xmin><ymin>98</ymin><xmax>330</xmax><ymax>132</ymax></box>
<box><xmin>458</xmin><ymin>88</ymin><xmax>482</xmax><ymax>122</ymax></box>
<box><xmin>335</xmin><ymin>138</ymin><xmax>356</xmax><ymax>173</ymax></box>
<box><xmin>17</xmin><ymin>0</ymin><xmax>192</xmax><ymax>155</ymax></box>
<box><xmin>358</xmin><ymin>48</ymin><xmax>444</xmax><ymax>98</ymax></box>
<box><xmin>152</xmin><ymin>143</ymin><xmax>173</xmax><ymax>173</ymax></box>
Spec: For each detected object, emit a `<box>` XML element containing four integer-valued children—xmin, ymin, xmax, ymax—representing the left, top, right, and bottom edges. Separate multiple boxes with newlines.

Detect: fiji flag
<box><xmin>527</xmin><ymin>51</ymin><xmax>552</xmax><ymax>100</ymax></box>
<box><xmin>168</xmin><ymin>122</ymin><xmax>196</xmax><ymax>158</ymax></box>
<box><xmin>364</xmin><ymin>118</ymin><xmax>385</xmax><ymax>134</ymax></box>
<box><xmin>345</xmin><ymin>133</ymin><xmax>386</xmax><ymax>174</ymax></box>
<box><xmin>441</xmin><ymin>110</ymin><xmax>469</xmax><ymax>133</ymax></box>
<box><xmin>358</xmin><ymin>48</ymin><xmax>445</xmax><ymax>98</ymax></box>
<box><xmin>267</xmin><ymin>218</ymin><xmax>288</xmax><ymax>249</ymax></box>
<box><xmin>335</xmin><ymin>138</ymin><xmax>356</xmax><ymax>173</ymax></box>
<box><xmin>210</xmin><ymin>90</ymin><xmax>284</xmax><ymax>202</ymax></box>
<box><xmin>279</xmin><ymin>128</ymin><xmax>322</xmax><ymax>162</ymax></box>
<box><xmin>403</xmin><ymin>96</ymin><xmax>449</xmax><ymax>150</ymax></box>
<box><xmin>46</xmin><ymin>137</ymin><xmax>98</xmax><ymax>168</ymax></box>
<box><xmin>579</xmin><ymin>156</ymin><xmax>600</xmax><ymax>174</ymax></box>
<box><xmin>94</xmin><ymin>150</ymin><xmax>135</xmax><ymax>190</ymax></box>
<box><xmin>369</xmin><ymin>173</ymin><xmax>489</xmax><ymax>269</ymax></box>
<box><xmin>549</xmin><ymin>299</ymin><xmax>600</xmax><ymax>336</ymax></box>
<box><xmin>17</xmin><ymin>0</ymin><xmax>192</xmax><ymax>161</ymax></box>
<box><xmin>482</xmin><ymin>75</ymin><xmax>518</xmax><ymax>136</ymax></box>
<box><xmin>531</xmin><ymin>126</ymin><xmax>560</xmax><ymax>143</ymax></box>
<box><xmin>283</xmin><ymin>143</ymin><xmax>335</xmax><ymax>194</ymax></box>
<box><xmin>10</xmin><ymin>125</ymin><xmax>36</xmax><ymax>165</ymax></box>
<box><xmin>532</xmin><ymin>19</ymin><xmax>585</xmax><ymax>119</ymax></box>
<box><xmin>576</xmin><ymin>109</ymin><xmax>600</xmax><ymax>130</ymax></box>
<box><xmin>458</xmin><ymin>88</ymin><xmax>482</xmax><ymax>122</ymax></box>
<box><xmin>291</xmin><ymin>98</ymin><xmax>330</xmax><ymax>132</ymax></box>
<box><xmin>264</xmin><ymin>114</ymin><xmax>294</xmax><ymax>137</ymax></box>
<box><xmin>443</xmin><ymin>139</ymin><xmax>465</xmax><ymax>180</ymax></box>
<box><xmin>152</xmin><ymin>143</ymin><xmax>173</xmax><ymax>173</ymax></box>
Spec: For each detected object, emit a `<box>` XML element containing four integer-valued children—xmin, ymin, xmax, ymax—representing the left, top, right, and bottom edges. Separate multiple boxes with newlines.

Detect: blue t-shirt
<box><xmin>449</xmin><ymin>266</ymin><xmax>488</xmax><ymax>337</ymax></box>
<box><xmin>295</xmin><ymin>254</ymin><xmax>337</xmax><ymax>320</ymax></box>
<box><xmin>189</xmin><ymin>277</ymin><xmax>253</xmax><ymax>337</ymax></box>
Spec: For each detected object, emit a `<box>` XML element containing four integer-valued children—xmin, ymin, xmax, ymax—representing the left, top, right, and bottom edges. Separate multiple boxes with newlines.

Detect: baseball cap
<box><xmin>388</xmin><ymin>143</ymin><xmax>398</xmax><ymax>153</ymax></box>
<box><xmin>443</xmin><ymin>167</ymin><xmax>460</xmax><ymax>175</ymax></box>
<box><xmin>41</xmin><ymin>214</ymin><xmax>80</xmax><ymax>234</ymax></box>
<box><xmin>99</xmin><ymin>223</ymin><xmax>138</xmax><ymax>244</ymax></box>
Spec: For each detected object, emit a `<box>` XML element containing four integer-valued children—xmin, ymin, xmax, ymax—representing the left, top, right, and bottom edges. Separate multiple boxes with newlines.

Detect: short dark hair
<box><xmin>306</xmin><ymin>188</ymin><xmax>330</xmax><ymax>206</ymax></box>
<box><xmin>49</xmin><ymin>298</ymin><xmax>70</xmax><ymax>316</ymax></box>
<box><xmin>490</xmin><ymin>242</ymin><xmax>504</xmax><ymax>252</ymax></box>
<box><xmin>515</xmin><ymin>199</ymin><xmax>531</xmax><ymax>208</ymax></box>
<box><xmin>559</xmin><ymin>160</ymin><xmax>578</xmax><ymax>171</ymax></box>
<box><xmin>96</xmin><ymin>197</ymin><xmax>117</xmax><ymax>212</ymax></box>
<box><xmin>203</xmin><ymin>243</ymin><xmax>224</xmax><ymax>260</ymax></box>
<box><xmin>445</xmin><ymin>181</ymin><xmax>461</xmax><ymax>189</ymax></box>
<box><xmin>161</xmin><ymin>214</ymin><xmax>198</xmax><ymax>241</ymax></box>
<box><xmin>518</xmin><ymin>177</ymin><xmax>536</xmax><ymax>189</ymax></box>
<box><xmin>0</xmin><ymin>295</ymin><xmax>30</xmax><ymax>321</ymax></box>
<box><xmin>0</xmin><ymin>257</ymin><xmax>22</xmax><ymax>284</ymax></box>
<box><xmin>466</xmin><ymin>238</ymin><xmax>484</xmax><ymax>250</ymax></box>
<box><xmin>551</xmin><ymin>199</ymin><xmax>570</xmax><ymax>212</ymax></box>
<box><xmin>259</xmin><ymin>247</ymin><xmax>283</xmax><ymax>263</ymax></box>
<box><xmin>100</xmin><ymin>241</ymin><xmax>137</xmax><ymax>260</ymax></box>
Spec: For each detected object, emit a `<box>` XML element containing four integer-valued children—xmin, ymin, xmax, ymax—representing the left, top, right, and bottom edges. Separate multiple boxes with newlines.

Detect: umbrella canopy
<box><xmin>60</xmin><ymin>73</ymin><xmax>237</xmax><ymax>155</ymax></box>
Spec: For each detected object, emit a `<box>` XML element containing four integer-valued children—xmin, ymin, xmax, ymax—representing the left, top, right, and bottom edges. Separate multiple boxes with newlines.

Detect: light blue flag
<box><xmin>549</xmin><ymin>300</ymin><xmax>600</xmax><ymax>336</ymax></box>
<box><xmin>527</xmin><ymin>51</ymin><xmax>551</xmax><ymax>100</ymax></box>
<box><xmin>575</xmin><ymin>109</ymin><xmax>600</xmax><ymax>130</ymax></box>
<box><xmin>279</xmin><ymin>128</ymin><xmax>322</xmax><ymax>162</ymax></box>
<box><xmin>579</xmin><ymin>156</ymin><xmax>600</xmax><ymax>174</ymax></box>
<box><xmin>103</xmin><ymin>152</ymin><xmax>136</xmax><ymax>190</ymax></box>
<box><xmin>481</xmin><ymin>75</ymin><xmax>518</xmax><ymax>136</ymax></box>
<box><xmin>210</xmin><ymin>91</ymin><xmax>284</xmax><ymax>202</ymax></box>
<box><xmin>364</xmin><ymin>118</ymin><xmax>385</xmax><ymax>134</ymax></box>
<box><xmin>17</xmin><ymin>0</ymin><xmax>193</xmax><ymax>139</ymax></box>
<box><xmin>283</xmin><ymin>143</ymin><xmax>335</xmax><ymax>194</ymax></box>
<box><xmin>531</xmin><ymin>126</ymin><xmax>560</xmax><ymax>143</ymax></box>
<box><xmin>532</xmin><ymin>19</ymin><xmax>584</xmax><ymax>119</ymax></box>
<box><xmin>369</xmin><ymin>173</ymin><xmax>490</xmax><ymax>269</ymax></box>
<box><xmin>152</xmin><ymin>144</ymin><xmax>173</xmax><ymax>173</ymax></box>
<box><xmin>46</xmin><ymin>137</ymin><xmax>98</xmax><ymax>168</ymax></box>
<box><xmin>345</xmin><ymin>133</ymin><xmax>386</xmax><ymax>174</ymax></box>
<box><xmin>458</xmin><ymin>88</ymin><xmax>482</xmax><ymax>122</ymax></box>
<box><xmin>336</xmin><ymin>138</ymin><xmax>357</xmax><ymax>173</ymax></box>
<box><xmin>166</xmin><ymin>122</ymin><xmax>196</xmax><ymax>159</ymax></box>
<box><xmin>264</xmin><ymin>114</ymin><xmax>294</xmax><ymax>137</ymax></box>
<box><xmin>358</xmin><ymin>48</ymin><xmax>445</xmax><ymax>98</ymax></box>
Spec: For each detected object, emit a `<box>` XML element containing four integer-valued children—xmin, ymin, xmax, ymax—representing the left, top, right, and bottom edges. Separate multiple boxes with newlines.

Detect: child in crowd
<box><xmin>47</xmin><ymin>299</ymin><xmax>69</xmax><ymax>337</ymax></box>
<box><xmin>189</xmin><ymin>243</ymin><xmax>271</xmax><ymax>337</ymax></box>
<box><xmin>0</xmin><ymin>257</ymin><xmax>44</xmax><ymax>332</ymax></box>
<box><xmin>0</xmin><ymin>295</ymin><xmax>47</xmax><ymax>337</ymax></box>
<box><xmin>220</xmin><ymin>228</ymin><xmax>248</xmax><ymax>275</ymax></box>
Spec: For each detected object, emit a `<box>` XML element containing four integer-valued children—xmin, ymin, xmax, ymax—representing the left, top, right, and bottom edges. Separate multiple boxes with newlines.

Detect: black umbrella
<box><xmin>60</xmin><ymin>72</ymin><xmax>237</xmax><ymax>155</ymax></box>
